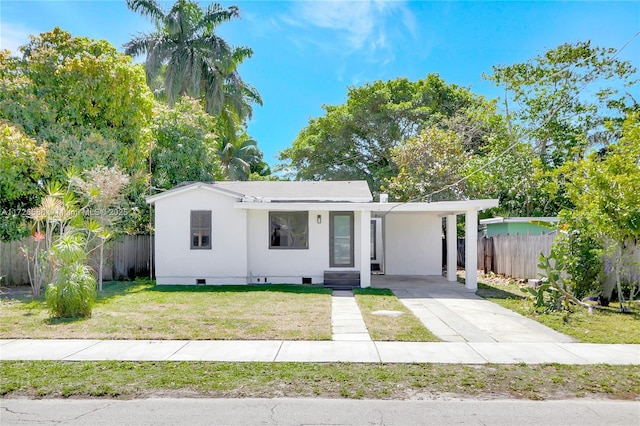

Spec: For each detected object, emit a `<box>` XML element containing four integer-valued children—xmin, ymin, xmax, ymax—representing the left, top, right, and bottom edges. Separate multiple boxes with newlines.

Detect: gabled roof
<box><xmin>146</xmin><ymin>180</ymin><xmax>373</xmax><ymax>204</ymax></box>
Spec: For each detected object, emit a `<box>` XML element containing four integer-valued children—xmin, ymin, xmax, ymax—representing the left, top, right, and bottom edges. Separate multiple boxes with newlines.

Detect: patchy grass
<box><xmin>1</xmin><ymin>361</ymin><xmax>638</xmax><ymax>400</ymax></box>
<box><xmin>476</xmin><ymin>275</ymin><xmax>640</xmax><ymax>344</ymax></box>
<box><xmin>0</xmin><ymin>281</ymin><xmax>332</xmax><ymax>340</ymax></box>
<box><xmin>353</xmin><ymin>288</ymin><xmax>438</xmax><ymax>341</ymax></box>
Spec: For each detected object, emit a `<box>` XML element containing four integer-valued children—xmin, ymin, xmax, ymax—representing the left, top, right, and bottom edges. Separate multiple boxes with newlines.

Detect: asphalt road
<box><xmin>2</xmin><ymin>398</ymin><xmax>639</xmax><ymax>425</ymax></box>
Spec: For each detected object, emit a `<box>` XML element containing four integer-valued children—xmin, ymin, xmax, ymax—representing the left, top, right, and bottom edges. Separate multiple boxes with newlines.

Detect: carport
<box><xmin>359</xmin><ymin>199</ymin><xmax>499</xmax><ymax>290</ymax></box>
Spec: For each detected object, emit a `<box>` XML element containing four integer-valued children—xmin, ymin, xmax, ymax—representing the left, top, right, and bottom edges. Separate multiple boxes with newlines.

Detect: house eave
<box><xmin>146</xmin><ymin>182</ymin><xmax>243</xmax><ymax>204</ymax></box>
<box><xmin>234</xmin><ymin>199</ymin><xmax>500</xmax><ymax>213</ymax></box>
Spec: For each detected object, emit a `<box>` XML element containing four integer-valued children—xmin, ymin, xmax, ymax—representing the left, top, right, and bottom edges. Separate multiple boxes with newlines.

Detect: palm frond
<box><xmin>126</xmin><ymin>0</ymin><xmax>166</xmax><ymax>24</ymax></box>
<box><xmin>198</xmin><ymin>3</ymin><xmax>239</xmax><ymax>34</ymax></box>
<box><xmin>123</xmin><ymin>33</ymin><xmax>156</xmax><ymax>57</ymax></box>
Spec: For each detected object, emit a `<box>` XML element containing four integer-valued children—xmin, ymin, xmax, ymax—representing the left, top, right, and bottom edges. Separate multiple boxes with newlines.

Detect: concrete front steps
<box><xmin>323</xmin><ymin>271</ymin><xmax>360</xmax><ymax>290</ymax></box>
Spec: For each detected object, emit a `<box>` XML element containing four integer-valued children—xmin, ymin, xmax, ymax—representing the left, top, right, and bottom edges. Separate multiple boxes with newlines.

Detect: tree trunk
<box><xmin>98</xmin><ymin>241</ymin><xmax>104</xmax><ymax>292</ymax></box>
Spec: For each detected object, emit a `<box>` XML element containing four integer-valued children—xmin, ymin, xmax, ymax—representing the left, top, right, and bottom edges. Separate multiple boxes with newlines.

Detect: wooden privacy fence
<box><xmin>0</xmin><ymin>235</ymin><xmax>154</xmax><ymax>286</ymax></box>
<box><xmin>478</xmin><ymin>234</ymin><xmax>556</xmax><ymax>280</ymax></box>
<box><xmin>459</xmin><ymin>234</ymin><xmax>640</xmax><ymax>282</ymax></box>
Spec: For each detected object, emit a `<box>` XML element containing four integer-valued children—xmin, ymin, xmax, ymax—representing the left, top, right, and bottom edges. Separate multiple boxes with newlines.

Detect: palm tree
<box><xmin>217</xmin><ymin>134</ymin><xmax>260</xmax><ymax>180</ymax></box>
<box><xmin>124</xmin><ymin>0</ymin><xmax>261</xmax><ymax>122</ymax></box>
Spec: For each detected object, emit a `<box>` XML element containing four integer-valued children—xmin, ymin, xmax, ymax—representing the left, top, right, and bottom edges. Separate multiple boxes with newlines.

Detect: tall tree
<box><xmin>560</xmin><ymin>113</ymin><xmax>640</xmax><ymax>308</ymax></box>
<box><xmin>279</xmin><ymin>74</ymin><xmax>499</xmax><ymax>192</ymax></box>
<box><xmin>124</xmin><ymin>0</ymin><xmax>262</xmax><ymax>129</ymax></box>
<box><xmin>0</xmin><ymin>29</ymin><xmax>153</xmax><ymax>177</ymax></box>
<box><xmin>386</xmin><ymin>127</ymin><xmax>470</xmax><ymax>202</ymax></box>
<box><xmin>0</xmin><ymin>29</ymin><xmax>154</xmax><ymax>234</ymax></box>
<box><xmin>487</xmin><ymin>41</ymin><xmax>637</xmax><ymax>168</ymax></box>
<box><xmin>151</xmin><ymin>97</ymin><xmax>224</xmax><ymax>189</ymax></box>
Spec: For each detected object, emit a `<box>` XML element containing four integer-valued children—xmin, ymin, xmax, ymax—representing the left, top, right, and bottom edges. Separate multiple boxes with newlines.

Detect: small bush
<box><xmin>45</xmin><ymin>233</ymin><xmax>96</xmax><ymax>318</ymax></box>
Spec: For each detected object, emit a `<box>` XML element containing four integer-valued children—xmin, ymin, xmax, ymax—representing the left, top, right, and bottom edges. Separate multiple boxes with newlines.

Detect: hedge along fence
<box><xmin>0</xmin><ymin>235</ymin><xmax>154</xmax><ymax>287</ymax></box>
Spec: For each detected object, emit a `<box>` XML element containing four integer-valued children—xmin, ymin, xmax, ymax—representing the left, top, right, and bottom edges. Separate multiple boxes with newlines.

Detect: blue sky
<box><xmin>1</xmin><ymin>1</ymin><xmax>639</xmax><ymax>166</ymax></box>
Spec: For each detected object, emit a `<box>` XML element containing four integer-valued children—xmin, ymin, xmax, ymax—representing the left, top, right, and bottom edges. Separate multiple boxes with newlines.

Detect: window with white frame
<box><xmin>269</xmin><ymin>211</ymin><xmax>308</xmax><ymax>249</ymax></box>
<box><xmin>190</xmin><ymin>210</ymin><xmax>211</xmax><ymax>249</ymax></box>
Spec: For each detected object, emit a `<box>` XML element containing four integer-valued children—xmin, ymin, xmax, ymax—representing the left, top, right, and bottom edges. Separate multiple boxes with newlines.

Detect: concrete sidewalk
<box><xmin>1</xmin><ymin>339</ymin><xmax>638</xmax><ymax>364</ymax></box>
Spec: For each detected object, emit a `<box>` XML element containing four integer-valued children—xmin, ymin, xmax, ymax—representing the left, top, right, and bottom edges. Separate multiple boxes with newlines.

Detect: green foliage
<box><xmin>0</xmin><ymin>29</ymin><xmax>155</xmax><ymax>233</ymax></box>
<box><xmin>15</xmin><ymin>28</ymin><xmax>153</xmax><ymax>170</ymax></box>
<box><xmin>279</xmin><ymin>74</ymin><xmax>495</xmax><ymax>192</ymax></box>
<box><xmin>0</xmin><ymin>122</ymin><xmax>47</xmax><ymax>241</ymax></box>
<box><xmin>151</xmin><ymin>98</ymin><xmax>223</xmax><ymax>188</ymax></box>
<box><xmin>124</xmin><ymin>0</ymin><xmax>262</xmax><ymax>136</ymax></box>
<box><xmin>528</xmin><ymin>250</ymin><xmax>567</xmax><ymax>312</ymax></box>
<box><xmin>488</xmin><ymin>41</ymin><xmax>637</xmax><ymax>168</ymax></box>
<box><xmin>45</xmin><ymin>233</ymin><xmax>96</xmax><ymax>318</ymax></box>
<box><xmin>386</xmin><ymin>127</ymin><xmax>470</xmax><ymax>201</ymax></box>
<box><xmin>217</xmin><ymin>132</ymin><xmax>263</xmax><ymax>181</ymax></box>
<box><xmin>560</xmin><ymin>112</ymin><xmax>640</xmax><ymax>308</ymax></box>
<box><xmin>551</xmin><ymin>221</ymin><xmax>603</xmax><ymax>300</ymax></box>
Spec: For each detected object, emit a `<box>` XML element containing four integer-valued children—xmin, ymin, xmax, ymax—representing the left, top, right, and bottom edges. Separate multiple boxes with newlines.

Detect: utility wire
<box><xmin>418</xmin><ymin>31</ymin><xmax>640</xmax><ymax>203</ymax></box>
<box><xmin>377</xmin><ymin>31</ymin><xmax>640</xmax><ymax>217</ymax></box>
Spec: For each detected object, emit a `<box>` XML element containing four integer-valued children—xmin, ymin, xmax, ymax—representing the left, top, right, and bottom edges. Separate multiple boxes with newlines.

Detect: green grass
<box><xmin>353</xmin><ymin>288</ymin><xmax>439</xmax><ymax>341</ymax></box>
<box><xmin>476</xmin><ymin>276</ymin><xmax>640</xmax><ymax>344</ymax></box>
<box><xmin>1</xmin><ymin>361</ymin><xmax>638</xmax><ymax>400</ymax></box>
<box><xmin>0</xmin><ymin>281</ymin><xmax>332</xmax><ymax>340</ymax></box>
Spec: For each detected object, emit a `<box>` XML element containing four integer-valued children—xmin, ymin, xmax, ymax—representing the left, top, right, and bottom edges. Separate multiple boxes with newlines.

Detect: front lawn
<box><xmin>0</xmin><ymin>281</ymin><xmax>332</xmax><ymax>340</ymax></box>
<box><xmin>475</xmin><ymin>275</ymin><xmax>640</xmax><ymax>344</ymax></box>
<box><xmin>353</xmin><ymin>288</ymin><xmax>438</xmax><ymax>341</ymax></box>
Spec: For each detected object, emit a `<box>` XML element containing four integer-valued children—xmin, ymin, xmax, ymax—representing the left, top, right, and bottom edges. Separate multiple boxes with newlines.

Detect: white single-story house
<box><xmin>146</xmin><ymin>181</ymin><xmax>498</xmax><ymax>290</ymax></box>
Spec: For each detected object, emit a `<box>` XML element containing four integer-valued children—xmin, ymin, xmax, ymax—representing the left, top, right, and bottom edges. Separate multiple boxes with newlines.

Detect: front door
<box><xmin>330</xmin><ymin>212</ymin><xmax>354</xmax><ymax>267</ymax></box>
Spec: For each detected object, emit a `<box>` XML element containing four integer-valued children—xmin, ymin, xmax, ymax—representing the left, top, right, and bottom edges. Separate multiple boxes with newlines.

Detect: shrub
<box><xmin>45</xmin><ymin>233</ymin><xmax>96</xmax><ymax>318</ymax></box>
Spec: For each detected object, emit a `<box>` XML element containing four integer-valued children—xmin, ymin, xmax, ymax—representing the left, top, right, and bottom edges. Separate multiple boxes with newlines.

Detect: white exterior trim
<box><xmin>147</xmin><ymin>183</ymin><xmax>243</xmax><ymax>204</ymax></box>
<box><xmin>465</xmin><ymin>209</ymin><xmax>479</xmax><ymax>291</ymax></box>
<box><xmin>234</xmin><ymin>199</ymin><xmax>499</xmax><ymax>213</ymax></box>
<box><xmin>446</xmin><ymin>214</ymin><xmax>457</xmax><ymax>282</ymax></box>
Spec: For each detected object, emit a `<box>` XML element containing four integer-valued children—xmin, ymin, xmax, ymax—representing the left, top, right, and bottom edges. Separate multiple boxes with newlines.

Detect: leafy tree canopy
<box><xmin>1</xmin><ymin>28</ymin><xmax>154</xmax><ymax>176</ymax></box>
<box><xmin>151</xmin><ymin>97</ymin><xmax>224</xmax><ymax>189</ymax></box>
<box><xmin>385</xmin><ymin>126</ymin><xmax>470</xmax><ymax>202</ymax></box>
<box><xmin>0</xmin><ymin>122</ymin><xmax>47</xmax><ymax>241</ymax></box>
<box><xmin>279</xmin><ymin>74</ymin><xmax>498</xmax><ymax>192</ymax></box>
<box><xmin>557</xmin><ymin>112</ymin><xmax>640</xmax><ymax>305</ymax></box>
<box><xmin>487</xmin><ymin>40</ymin><xmax>637</xmax><ymax>168</ymax></box>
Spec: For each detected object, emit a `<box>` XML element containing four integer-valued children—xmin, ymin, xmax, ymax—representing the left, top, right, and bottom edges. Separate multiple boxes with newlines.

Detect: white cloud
<box><xmin>281</xmin><ymin>0</ymin><xmax>415</xmax><ymax>56</ymax></box>
<box><xmin>0</xmin><ymin>22</ymin><xmax>34</xmax><ymax>54</ymax></box>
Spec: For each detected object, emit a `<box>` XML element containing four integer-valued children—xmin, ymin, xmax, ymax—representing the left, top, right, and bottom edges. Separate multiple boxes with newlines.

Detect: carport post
<box><xmin>464</xmin><ymin>209</ymin><xmax>478</xmax><ymax>291</ymax></box>
<box><xmin>446</xmin><ymin>214</ymin><xmax>457</xmax><ymax>282</ymax></box>
<box><xmin>359</xmin><ymin>209</ymin><xmax>371</xmax><ymax>288</ymax></box>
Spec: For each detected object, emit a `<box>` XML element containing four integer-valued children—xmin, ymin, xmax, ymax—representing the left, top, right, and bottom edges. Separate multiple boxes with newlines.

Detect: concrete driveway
<box><xmin>372</xmin><ymin>275</ymin><xmax>574</xmax><ymax>343</ymax></box>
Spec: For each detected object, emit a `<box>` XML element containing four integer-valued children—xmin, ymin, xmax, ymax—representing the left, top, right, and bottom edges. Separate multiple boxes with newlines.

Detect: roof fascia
<box><xmin>146</xmin><ymin>183</ymin><xmax>243</xmax><ymax>204</ymax></box>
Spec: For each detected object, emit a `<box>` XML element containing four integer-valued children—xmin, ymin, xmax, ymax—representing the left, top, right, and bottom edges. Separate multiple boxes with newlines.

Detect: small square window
<box><xmin>191</xmin><ymin>210</ymin><xmax>211</xmax><ymax>250</ymax></box>
<box><xmin>269</xmin><ymin>211</ymin><xmax>308</xmax><ymax>249</ymax></box>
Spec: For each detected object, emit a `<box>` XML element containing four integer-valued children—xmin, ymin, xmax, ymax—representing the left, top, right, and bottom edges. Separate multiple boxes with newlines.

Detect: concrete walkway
<box><xmin>1</xmin><ymin>339</ymin><xmax>638</xmax><ymax>364</ymax></box>
<box><xmin>331</xmin><ymin>291</ymin><xmax>371</xmax><ymax>341</ymax></box>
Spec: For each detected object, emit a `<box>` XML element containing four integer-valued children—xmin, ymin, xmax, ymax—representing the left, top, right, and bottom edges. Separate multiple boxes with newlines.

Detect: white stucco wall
<box><xmin>384</xmin><ymin>213</ymin><xmax>442</xmax><ymax>275</ymax></box>
<box><xmin>246</xmin><ymin>210</ymin><xmax>363</xmax><ymax>284</ymax></box>
<box><xmin>154</xmin><ymin>188</ymin><xmax>248</xmax><ymax>284</ymax></box>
